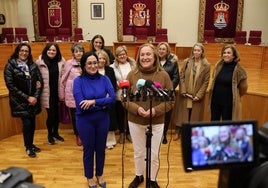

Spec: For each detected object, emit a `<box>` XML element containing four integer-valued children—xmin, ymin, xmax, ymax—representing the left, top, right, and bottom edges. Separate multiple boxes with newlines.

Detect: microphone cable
<box><xmin>162</xmin><ymin>91</ymin><xmax>174</xmax><ymax>188</ymax></box>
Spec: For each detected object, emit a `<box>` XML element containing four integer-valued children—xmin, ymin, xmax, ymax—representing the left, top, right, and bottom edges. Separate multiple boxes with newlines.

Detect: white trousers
<box><xmin>129</xmin><ymin>121</ymin><xmax>164</xmax><ymax>181</ymax></box>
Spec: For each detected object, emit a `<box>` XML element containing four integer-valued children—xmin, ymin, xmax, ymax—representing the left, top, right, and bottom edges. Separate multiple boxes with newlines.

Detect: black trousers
<box><xmin>21</xmin><ymin>116</ymin><xmax>36</xmax><ymax>149</ymax></box>
<box><xmin>46</xmin><ymin>99</ymin><xmax>59</xmax><ymax>136</ymax></box>
<box><xmin>211</xmin><ymin>103</ymin><xmax>232</xmax><ymax>121</ymax></box>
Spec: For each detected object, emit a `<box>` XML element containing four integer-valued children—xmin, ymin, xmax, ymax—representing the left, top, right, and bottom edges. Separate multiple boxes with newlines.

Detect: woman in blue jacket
<box><xmin>73</xmin><ymin>51</ymin><xmax>115</xmax><ymax>188</ymax></box>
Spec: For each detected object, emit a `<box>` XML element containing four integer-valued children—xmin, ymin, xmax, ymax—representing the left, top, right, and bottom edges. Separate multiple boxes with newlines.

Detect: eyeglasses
<box><xmin>86</xmin><ymin>61</ymin><xmax>99</xmax><ymax>66</ymax></box>
<box><xmin>19</xmin><ymin>50</ymin><xmax>29</xmax><ymax>54</ymax></box>
<box><xmin>118</xmin><ymin>53</ymin><xmax>126</xmax><ymax>57</ymax></box>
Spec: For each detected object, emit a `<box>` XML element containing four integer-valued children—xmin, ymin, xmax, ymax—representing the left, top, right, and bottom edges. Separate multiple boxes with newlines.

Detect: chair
<box><xmin>234</xmin><ymin>31</ymin><xmax>247</xmax><ymax>44</ymax></box>
<box><xmin>135</xmin><ymin>27</ymin><xmax>148</xmax><ymax>42</ymax></box>
<box><xmin>74</xmin><ymin>28</ymin><xmax>83</xmax><ymax>42</ymax></box>
<box><xmin>248</xmin><ymin>30</ymin><xmax>262</xmax><ymax>45</ymax></box>
<box><xmin>15</xmin><ymin>27</ymin><xmax>29</xmax><ymax>42</ymax></box>
<box><xmin>1</xmin><ymin>27</ymin><xmax>14</xmax><ymax>43</ymax></box>
<box><xmin>58</xmin><ymin>28</ymin><xmax>71</xmax><ymax>41</ymax></box>
<box><xmin>45</xmin><ymin>28</ymin><xmax>56</xmax><ymax>42</ymax></box>
<box><xmin>203</xmin><ymin>30</ymin><xmax>215</xmax><ymax>43</ymax></box>
<box><xmin>155</xmin><ymin>28</ymin><xmax>168</xmax><ymax>42</ymax></box>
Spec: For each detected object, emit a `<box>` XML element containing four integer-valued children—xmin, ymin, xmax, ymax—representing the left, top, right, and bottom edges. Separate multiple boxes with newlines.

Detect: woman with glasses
<box><xmin>4</xmin><ymin>43</ymin><xmax>43</xmax><ymax>157</ymax></box>
<box><xmin>73</xmin><ymin>51</ymin><xmax>115</xmax><ymax>188</ymax></box>
<box><xmin>110</xmin><ymin>45</ymin><xmax>136</xmax><ymax>144</ymax></box>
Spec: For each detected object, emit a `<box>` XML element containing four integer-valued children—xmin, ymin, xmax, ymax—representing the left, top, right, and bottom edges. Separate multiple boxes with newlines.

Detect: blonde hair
<box><xmin>97</xmin><ymin>49</ymin><xmax>110</xmax><ymax>66</ymax></box>
<box><xmin>115</xmin><ymin>45</ymin><xmax>128</xmax><ymax>61</ymax></box>
<box><xmin>134</xmin><ymin>43</ymin><xmax>163</xmax><ymax>73</ymax></box>
<box><xmin>190</xmin><ymin>43</ymin><xmax>206</xmax><ymax>59</ymax></box>
<box><xmin>156</xmin><ymin>42</ymin><xmax>171</xmax><ymax>56</ymax></box>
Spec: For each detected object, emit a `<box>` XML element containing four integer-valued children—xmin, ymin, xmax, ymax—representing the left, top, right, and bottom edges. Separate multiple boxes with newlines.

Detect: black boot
<box><xmin>162</xmin><ymin>134</ymin><xmax>167</xmax><ymax>144</ymax></box>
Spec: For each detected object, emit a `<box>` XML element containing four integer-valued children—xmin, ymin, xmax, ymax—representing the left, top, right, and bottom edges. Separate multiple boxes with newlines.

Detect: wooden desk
<box><xmin>113</xmin><ymin>42</ymin><xmax>177</xmax><ymax>59</ymax></box>
<box><xmin>0</xmin><ymin>42</ymin><xmax>91</xmax><ymax>69</ymax></box>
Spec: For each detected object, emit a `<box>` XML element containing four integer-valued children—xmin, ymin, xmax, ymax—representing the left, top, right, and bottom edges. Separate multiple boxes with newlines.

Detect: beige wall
<box><xmin>13</xmin><ymin>0</ymin><xmax>268</xmax><ymax>46</ymax></box>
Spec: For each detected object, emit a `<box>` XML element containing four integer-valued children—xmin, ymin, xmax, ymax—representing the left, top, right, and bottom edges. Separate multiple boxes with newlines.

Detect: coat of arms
<box><xmin>129</xmin><ymin>2</ymin><xmax>150</xmax><ymax>27</ymax></box>
<box><xmin>213</xmin><ymin>1</ymin><xmax>229</xmax><ymax>29</ymax></box>
<box><xmin>48</xmin><ymin>0</ymin><xmax>62</xmax><ymax>27</ymax></box>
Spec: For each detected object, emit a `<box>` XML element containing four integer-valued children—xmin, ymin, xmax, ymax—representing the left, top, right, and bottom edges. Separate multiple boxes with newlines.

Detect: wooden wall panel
<box><xmin>31</xmin><ymin>42</ymin><xmax>46</xmax><ymax>61</ymax></box>
<box><xmin>203</xmin><ymin>43</ymin><xmax>224</xmax><ymax>65</ymax></box>
<box><xmin>0</xmin><ymin>97</ymin><xmax>72</xmax><ymax>140</ymax></box>
<box><xmin>262</xmin><ymin>46</ymin><xmax>268</xmax><ymax>69</ymax></box>
<box><xmin>242</xmin><ymin>94</ymin><xmax>268</xmax><ymax>127</ymax></box>
<box><xmin>203</xmin><ymin>44</ymin><xmax>264</xmax><ymax>69</ymax></box>
<box><xmin>236</xmin><ymin>45</ymin><xmax>263</xmax><ymax>69</ymax></box>
<box><xmin>0</xmin><ymin>96</ymin><xmax>22</xmax><ymax>140</ymax></box>
<box><xmin>176</xmin><ymin>46</ymin><xmax>192</xmax><ymax>61</ymax></box>
<box><xmin>0</xmin><ymin>44</ymin><xmax>14</xmax><ymax>69</ymax></box>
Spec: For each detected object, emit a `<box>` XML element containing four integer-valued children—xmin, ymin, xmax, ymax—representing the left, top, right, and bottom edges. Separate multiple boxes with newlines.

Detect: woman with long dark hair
<box><xmin>36</xmin><ymin>42</ymin><xmax>65</xmax><ymax>145</ymax></box>
<box><xmin>4</xmin><ymin>43</ymin><xmax>43</xmax><ymax>157</ymax></box>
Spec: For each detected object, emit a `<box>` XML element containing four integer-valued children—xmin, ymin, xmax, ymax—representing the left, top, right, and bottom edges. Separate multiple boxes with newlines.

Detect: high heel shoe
<box><xmin>96</xmin><ymin>176</ymin><xmax>106</xmax><ymax>188</ymax></box>
<box><xmin>88</xmin><ymin>178</ymin><xmax>97</xmax><ymax>188</ymax></box>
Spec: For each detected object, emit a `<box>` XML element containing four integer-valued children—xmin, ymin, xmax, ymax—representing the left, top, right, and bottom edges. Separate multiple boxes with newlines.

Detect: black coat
<box><xmin>4</xmin><ymin>59</ymin><xmax>43</xmax><ymax>117</ymax></box>
<box><xmin>104</xmin><ymin>66</ymin><xmax>118</xmax><ymax>131</ymax></box>
<box><xmin>162</xmin><ymin>54</ymin><xmax>180</xmax><ymax>90</ymax></box>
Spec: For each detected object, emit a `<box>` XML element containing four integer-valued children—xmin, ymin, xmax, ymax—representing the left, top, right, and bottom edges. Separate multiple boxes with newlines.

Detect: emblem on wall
<box><xmin>48</xmin><ymin>0</ymin><xmax>62</xmax><ymax>27</ymax></box>
<box><xmin>213</xmin><ymin>1</ymin><xmax>229</xmax><ymax>29</ymax></box>
<box><xmin>129</xmin><ymin>2</ymin><xmax>150</xmax><ymax>27</ymax></box>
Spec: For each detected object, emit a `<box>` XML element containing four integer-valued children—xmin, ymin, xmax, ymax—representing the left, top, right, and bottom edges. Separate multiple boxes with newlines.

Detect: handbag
<box><xmin>59</xmin><ymin>101</ymin><xmax>71</xmax><ymax>124</ymax></box>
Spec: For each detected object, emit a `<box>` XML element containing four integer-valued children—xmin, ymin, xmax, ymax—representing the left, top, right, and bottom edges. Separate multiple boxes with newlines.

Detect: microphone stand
<box><xmin>121</xmin><ymin>95</ymin><xmax>129</xmax><ymax>188</ymax></box>
<box><xmin>145</xmin><ymin>89</ymin><xmax>154</xmax><ymax>188</ymax></box>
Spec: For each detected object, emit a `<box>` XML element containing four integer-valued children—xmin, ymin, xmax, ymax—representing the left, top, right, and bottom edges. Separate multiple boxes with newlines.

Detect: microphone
<box><xmin>153</xmin><ymin>81</ymin><xmax>169</xmax><ymax>97</ymax></box>
<box><xmin>134</xmin><ymin>79</ymin><xmax>146</xmax><ymax>95</ymax></box>
<box><xmin>118</xmin><ymin>80</ymin><xmax>130</xmax><ymax>102</ymax></box>
<box><xmin>145</xmin><ymin>80</ymin><xmax>163</xmax><ymax>97</ymax></box>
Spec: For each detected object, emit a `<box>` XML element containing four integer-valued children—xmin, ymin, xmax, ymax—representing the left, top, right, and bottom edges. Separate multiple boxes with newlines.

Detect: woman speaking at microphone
<box><xmin>126</xmin><ymin>43</ymin><xmax>173</xmax><ymax>188</ymax></box>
